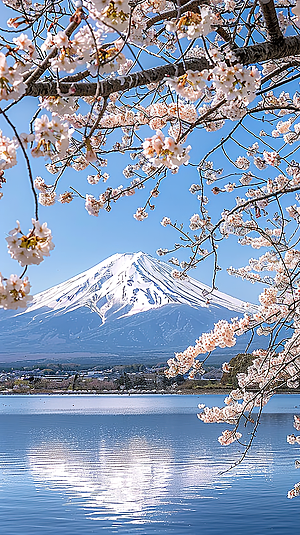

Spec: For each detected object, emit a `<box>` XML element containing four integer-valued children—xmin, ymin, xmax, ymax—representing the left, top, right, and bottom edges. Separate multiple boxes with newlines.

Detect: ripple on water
<box><xmin>0</xmin><ymin>395</ymin><xmax>299</xmax><ymax>534</ymax></box>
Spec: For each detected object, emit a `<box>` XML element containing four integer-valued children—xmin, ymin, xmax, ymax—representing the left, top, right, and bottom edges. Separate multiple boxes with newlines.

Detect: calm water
<box><xmin>0</xmin><ymin>394</ymin><xmax>299</xmax><ymax>534</ymax></box>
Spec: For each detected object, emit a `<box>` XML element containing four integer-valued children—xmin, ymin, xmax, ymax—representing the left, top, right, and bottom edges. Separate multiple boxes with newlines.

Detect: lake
<box><xmin>0</xmin><ymin>394</ymin><xmax>299</xmax><ymax>534</ymax></box>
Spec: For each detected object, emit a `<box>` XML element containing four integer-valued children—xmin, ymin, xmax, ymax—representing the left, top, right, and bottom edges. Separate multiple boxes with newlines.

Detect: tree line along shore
<box><xmin>1</xmin><ymin>354</ymin><xmax>300</xmax><ymax>395</ymax></box>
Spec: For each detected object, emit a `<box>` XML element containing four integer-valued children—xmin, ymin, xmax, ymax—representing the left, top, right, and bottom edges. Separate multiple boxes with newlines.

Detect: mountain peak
<box><xmin>24</xmin><ymin>251</ymin><xmax>250</xmax><ymax>323</ymax></box>
<box><xmin>0</xmin><ymin>252</ymin><xmax>257</xmax><ymax>362</ymax></box>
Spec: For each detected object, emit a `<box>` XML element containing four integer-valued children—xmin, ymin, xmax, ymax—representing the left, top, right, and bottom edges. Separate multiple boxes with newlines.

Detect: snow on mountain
<box><xmin>0</xmin><ymin>252</ymin><xmax>257</xmax><ymax>364</ymax></box>
<box><xmin>25</xmin><ymin>251</ymin><xmax>250</xmax><ymax>321</ymax></box>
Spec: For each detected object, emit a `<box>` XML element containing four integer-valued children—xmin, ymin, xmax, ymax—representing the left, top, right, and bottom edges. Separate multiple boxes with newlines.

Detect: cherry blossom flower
<box><xmin>218</xmin><ymin>430</ymin><xmax>242</xmax><ymax>446</ymax></box>
<box><xmin>32</xmin><ymin>114</ymin><xmax>71</xmax><ymax>158</ymax></box>
<box><xmin>166</xmin><ymin>7</ymin><xmax>219</xmax><ymax>40</ymax></box>
<box><xmin>142</xmin><ymin>130</ymin><xmax>190</xmax><ymax>170</ymax></box>
<box><xmin>58</xmin><ymin>191</ymin><xmax>73</xmax><ymax>204</ymax></box>
<box><xmin>0</xmin><ymin>273</ymin><xmax>32</xmax><ymax>310</ymax></box>
<box><xmin>133</xmin><ymin>207</ymin><xmax>148</xmax><ymax>221</ymax></box>
<box><xmin>161</xmin><ymin>217</ymin><xmax>171</xmax><ymax>227</ymax></box>
<box><xmin>85</xmin><ymin>194</ymin><xmax>105</xmax><ymax>216</ymax></box>
<box><xmin>235</xmin><ymin>156</ymin><xmax>250</xmax><ymax>170</ymax></box>
<box><xmin>0</xmin><ymin>53</ymin><xmax>26</xmax><ymax>101</ymax></box>
<box><xmin>0</xmin><ymin>130</ymin><xmax>18</xmax><ymax>169</ymax></box>
<box><xmin>6</xmin><ymin>220</ymin><xmax>54</xmax><ymax>266</ymax></box>
<box><xmin>13</xmin><ymin>33</ymin><xmax>36</xmax><ymax>58</ymax></box>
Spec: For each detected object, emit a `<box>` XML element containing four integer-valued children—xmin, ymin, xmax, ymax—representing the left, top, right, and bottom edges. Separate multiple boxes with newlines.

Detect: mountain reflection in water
<box><xmin>28</xmin><ymin>437</ymin><xmax>174</xmax><ymax>518</ymax></box>
<box><xmin>0</xmin><ymin>395</ymin><xmax>299</xmax><ymax>534</ymax></box>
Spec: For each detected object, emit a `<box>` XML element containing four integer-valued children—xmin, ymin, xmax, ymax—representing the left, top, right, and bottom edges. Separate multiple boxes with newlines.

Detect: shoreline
<box><xmin>0</xmin><ymin>389</ymin><xmax>231</xmax><ymax>396</ymax></box>
<box><xmin>1</xmin><ymin>389</ymin><xmax>299</xmax><ymax>396</ymax></box>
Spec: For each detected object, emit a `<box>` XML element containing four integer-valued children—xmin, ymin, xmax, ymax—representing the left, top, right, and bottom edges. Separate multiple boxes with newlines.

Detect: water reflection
<box><xmin>0</xmin><ymin>407</ymin><xmax>298</xmax><ymax>535</ymax></box>
<box><xmin>26</xmin><ymin>421</ymin><xmax>273</xmax><ymax>523</ymax></box>
<box><xmin>27</xmin><ymin>436</ymin><xmax>174</xmax><ymax>519</ymax></box>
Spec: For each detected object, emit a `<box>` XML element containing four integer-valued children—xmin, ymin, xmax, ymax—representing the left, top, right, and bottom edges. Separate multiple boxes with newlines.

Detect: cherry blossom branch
<box><xmin>0</xmin><ymin>107</ymin><xmax>38</xmax><ymax>220</ymax></box>
<box><xmin>25</xmin><ymin>34</ymin><xmax>300</xmax><ymax>99</ymax></box>
<box><xmin>145</xmin><ymin>0</ymin><xmax>206</xmax><ymax>28</ymax></box>
<box><xmin>260</xmin><ymin>60</ymin><xmax>300</xmax><ymax>85</ymax></box>
<box><xmin>145</xmin><ymin>0</ymin><xmax>232</xmax><ymax>41</ymax></box>
<box><xmin>25</xmin><ymin>57</ymin><xmax>210</xmax><ymax>97</ymax></box>
<box><xmin>24</xmin><ymin>7</ymin><xmax>84</xmax><ymax>86</ymax></box>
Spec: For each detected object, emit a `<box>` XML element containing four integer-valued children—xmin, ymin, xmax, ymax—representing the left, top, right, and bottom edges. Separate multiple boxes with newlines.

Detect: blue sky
<box><xmin>0</xmin><ymin>1</ymin><xmax>280</xmax><ymax>305</ymax></box>
<box><xmin>0</xmin><ymin>111</ymin><xmax>263</xmax><ymax>304</ymax></box>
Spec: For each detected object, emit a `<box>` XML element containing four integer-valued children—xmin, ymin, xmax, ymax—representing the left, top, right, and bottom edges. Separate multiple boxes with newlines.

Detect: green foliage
<box><xmin>220</xmin><ymin>353</ymin><xmax>255</xmax><ymax>388</ymax></box>
<box><xmin>180</xmin><ymin>380</ymin><xmax>228</xmax><ymax>391</ymax></box>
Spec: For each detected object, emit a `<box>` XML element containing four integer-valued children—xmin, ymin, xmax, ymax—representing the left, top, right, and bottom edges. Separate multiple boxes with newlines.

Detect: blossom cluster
<box><xmin>34</xmin><ymin>176</ymin><xmax>57</xmax><ymax>206</ymax></box>
<box><xmin>85</xmin><ymin>182</ymin><xmax>128</xmax><ymax>216</ymax></box>
<box><xmin>166</xmin><ymin>231</ymin><xmax>300</xmax><ymax>453</ymax></box>
<box><xmin>39</xmin><ymin>96</ymin><xmax>78</xmax><ymax>117</ymax></box>
<box><xmin>196</xmin><ymin>387</ymin><xmax>272</xmax><ymax>444</ymax></box>
<box><xmin>0</xmin><ymin>52</ymin><xmax>26</xmax><ymax>102</ymax></box>
<box><xmin>220</xmin><ymin>210</ymin><xmax>257</xmax><ymax>239</ymax></box>
<box><xmin>142</xmin><ymin>130</ymin><xmax>190</xmax><ymax>171</ymax></box>
<box><xmin>42</xmin><ymin>24</ymin><xmax>127</xmax><ymax>75</ymax></box>
<box><xmin>99</xmin><ymin>100</ymin><xmax>198</xmax><ymax>131</ymax></box>
<box><xmin>0</xmin><ymin>273</ymin><xmax>32</xmax><ymax>310</ymax></box>
<box><xmin>198</xmin><ymin>402</ymin><xmax>245</xmax><ymax>425</ymax></box>
<box><xmin>166</xmin><ymin>8</ymin><xmax>219</xmax><ymax>40</ymax></box>
<box><xmin>213</xmin><ymin>63</ymin><xmax>261</xmax><ymax>105</ymax></box>
<box><xmin>88</xmin><ymin>0</ymin><xmax>131</xmax><ymax>33</ymax></box>
<box><xmin>87</xmin><ymin>0</ymin><xmax>163</xmax><ymax>46</ymax></box>
<box><xmin>165</xmin><ymin>70</ymin><xmax>209</xmax><ymax>103</ymax></box>
<box><xmin>6</xmin><ymin>220</ymin><xmax>54</xmax><ymax>267</ymax></box>
<box><xmin>218</xmin><ymin>429</ymin><xmax>243</xmax><ymax>446</ymax></box>
<box><xmin>13</xmin><ymin>33</ymin><xmax>36</xmax><ymax>58</ymax></box>
<box><xmin>32</xmin><ymin>114</ymin><xmax>72</xmax><ymax>158</ymax></box>
<box><xmin>85</xmin><ymin>193</ymin><xmax>105</xmax><ymax>216</ymax></box>
<box><xmin>189</xmin><ymin>214</ymin><xmax>205</xmax><ymax>230</ymax></box>
<box><xmin>228</xmin><ymin>249</ymin><xmax>300</xmax><ymax>306</ymax></box>
<box><xmin>166</xmin><ymin>62</ymin><xmax>260</xmax><ymax>107</ymax></box>
<box><xmin>166</xmin><ymin>316</ymin><xmax>251</xmax><ymax>378</ymax></box>
<box><xmin>0</xmin><ymin>131</ymin><xmax>18</xmax><ymax>170</ymax></box>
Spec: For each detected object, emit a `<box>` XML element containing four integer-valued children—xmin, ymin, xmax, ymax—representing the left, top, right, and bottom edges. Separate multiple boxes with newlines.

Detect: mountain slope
<box><xmin>0</xmin><ymin>252</ymin><xmax>256</xmax><ymax>364</ymax></box>
<box><xmin>25</xmin><ymin>252</ymin><xmax>249</xmax><ymax>319</ymax></box>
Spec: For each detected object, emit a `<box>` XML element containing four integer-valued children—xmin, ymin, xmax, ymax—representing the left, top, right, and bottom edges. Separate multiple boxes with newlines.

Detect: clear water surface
<box><xmin>0</xmin><ymin>394</ymin><xmax>299</xmax><ymax>535</ymax></box>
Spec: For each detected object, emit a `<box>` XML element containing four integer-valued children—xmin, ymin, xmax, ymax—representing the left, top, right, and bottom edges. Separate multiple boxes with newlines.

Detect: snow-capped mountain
<box><xmin>27</xmin><ymin>252</ymin><xmax>249</xmax><ymax>319</ymax></box>
<box><xmin>0</xmin><ymin>252</ymin><xmax>256</xmax><ymax>365</ymax></box>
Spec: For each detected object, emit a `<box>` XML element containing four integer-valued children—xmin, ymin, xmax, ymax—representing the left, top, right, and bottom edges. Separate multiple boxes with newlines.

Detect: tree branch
<box><xmin>261</xmin><ymin>60</ymin><xmax>300</xmax><ymax>85</ymax></box>
<box><xmin>24</xmin><ymin>8</ymin><xmax>84</xmax><ymax>86</ymax></box>
<box><xmin>25</xmin><ymin>34</ymin><xmax>300</xmax><ymax>98</ymax></box>
<box><xmin>236</xmin><ymin>34</ymin><xmax>300</xmax><ymax>65</ymax></box>
<box><xmin>146</xmin><ymin>0</ymin><xmax>232</xmax><ymax>41</ymax></box>
<box><xmin>258</xmin><ymin>0</ymin><xmax>283</xmax><ymax>42</ymax></box>
<box><xmin>146</xmin><ymin>0</ymin><xmax>206</xmax><ymax>28</ymax></box>
<box><xmin>25</xmin><ymin>57</ymin><xmax>210</xmax><ymax>97</ymax></box>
